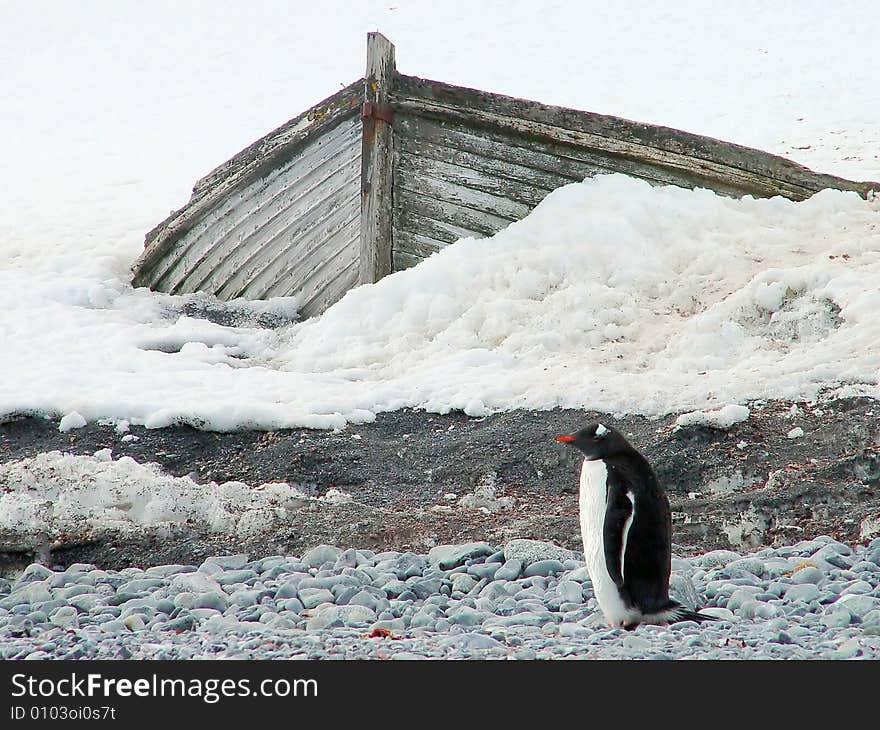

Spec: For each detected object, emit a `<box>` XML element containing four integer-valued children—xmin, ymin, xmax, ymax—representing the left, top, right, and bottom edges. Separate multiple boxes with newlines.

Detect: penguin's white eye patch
<box><xmin>595</xmin><ymin>423</ymin><xmax>609</xmax><ymax>438</ymax></box>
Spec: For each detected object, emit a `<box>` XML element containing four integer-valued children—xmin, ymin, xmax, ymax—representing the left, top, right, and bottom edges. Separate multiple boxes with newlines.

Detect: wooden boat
<box><xmin>132</xmin><ymin>33</ymin><xmax>878</xmax><ymax>319</ymax></box>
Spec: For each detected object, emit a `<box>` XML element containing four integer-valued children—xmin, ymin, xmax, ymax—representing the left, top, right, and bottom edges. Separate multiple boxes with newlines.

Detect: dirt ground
<box><xmin>1</xmin><ymin>397</ymin><xmax>878</xmax><ymax>572</ymax></box>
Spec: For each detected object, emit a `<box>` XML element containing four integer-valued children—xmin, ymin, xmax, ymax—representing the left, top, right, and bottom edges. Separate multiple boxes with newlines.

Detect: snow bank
<box><xmin>0</xmin><ymin>451</ymin><xmax>349</xmax><ymax>549</ymax></box>
<box><xmin>2</xmin><ymin>175</ymin><xmax>879</xmax><ymax>431</ymax></box>
<box><xmin>277</xmin><ymin>174</ymin><xmax>880</xmax><ymax>418</ymax></box>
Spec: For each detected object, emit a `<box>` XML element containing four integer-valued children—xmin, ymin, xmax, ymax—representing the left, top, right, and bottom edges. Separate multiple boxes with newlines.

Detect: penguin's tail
<box><xmin>643</xmin><ymin>601</ymin><xmax>718</xmax><ymax>626</ymax></box>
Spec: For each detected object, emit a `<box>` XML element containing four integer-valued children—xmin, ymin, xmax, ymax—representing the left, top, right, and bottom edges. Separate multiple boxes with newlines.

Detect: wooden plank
<box><xmin>191</xmin><ymin>81</ymin><xmax>363</xmax><ymax>200</ymax></box>
<box><xmin>219</xmin><ymin>184</ymin><xmax>360</xmax><ymax>300</ymax></box>
<box><xmin>358</xmin><ymin>32</ymin><xmax>395</xmax><ymax>284</ymax></box>
<box><xmin>393</xmin><ymin>187</ymin><xmax>512</xmax><ymax>238</ymax></box>
<box><xmin>248</xmin><ymin>203</ymin><xmax>360</xmax><ymax>301</ymax></box>
<box><xmin>259</xmin><ymin>216</ymin><xmax>360</xmax><ymax>304</ymax></box>
<box><xmin>392</xmin><ymin>229</ymin><xmax>446</xmax><ymax>260</ymax></box>
<box><xmin>395</xmin><ymin>112</ymin><xmax>741</xmax><ymax>194</ymax></box>
<box><xmin>171</xmin><ymin>138</ymin><xmax>360</xmax><ymax>294</ymax></box>
<box><xmin>154</xmin><ymin>121</ymin><xmax>361</xmax><ymax>293</ymax></box>
<box><xmin>392</xmin><ymin>249</ymin><xmax>426</xmax><ymax>272</ymax></box>
<box><xmin>394</xmin><ymin>93</ymin><xmax>818</xmax><ymax>201</ymax></box>
<box><xmin>396</xmin><ymin>114</ymin><xmax>585</xmax><ymax>189</ymax></box>
<box><xmin>133</xmin><ymin>82</ymin><xmax>362</xmax><ymax>287</ymax></box>
<box><xmin>396</xmin><ymin>162</ymin><xmax>532</xmax><ymax>221</ymax></box>
<box><xmin>395</xmin><ymin>153</ymin><xmax>552</xmax><ymax>209</ymax></box>
<box><xmin>394</xmin><ymin>206</ymin><xmax>479</xmax><ymax>245</ymax></box>
<box><xmin>393</xmin><ymin>74</ymin><xmax>880</xmax><ymax>199</ymax></box>
<box><xmin>298</xmin><ymin>255</ymin><xmax>360</xmax><ymax>318</ymax></box>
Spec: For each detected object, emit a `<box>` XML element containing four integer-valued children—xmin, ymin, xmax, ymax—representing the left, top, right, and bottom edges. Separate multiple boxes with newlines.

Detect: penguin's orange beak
<box><xmin>556</xmin><ymin>435</ymin><xmax>575</xmax><ymax>443</ymax></box>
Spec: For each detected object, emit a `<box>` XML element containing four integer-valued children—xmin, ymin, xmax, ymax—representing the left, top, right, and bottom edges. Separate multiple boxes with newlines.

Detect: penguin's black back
<box><xmin>604</xmin><ymin>450</ymin><xmax>673</xmax><ymax>614</ymax></box>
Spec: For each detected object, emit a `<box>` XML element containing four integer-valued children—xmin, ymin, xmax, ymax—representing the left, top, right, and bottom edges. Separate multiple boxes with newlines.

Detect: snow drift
<box><xmin>1</xmin><ymin>174</ymin><xmax>878</xmax><ymax>432</ymax></box>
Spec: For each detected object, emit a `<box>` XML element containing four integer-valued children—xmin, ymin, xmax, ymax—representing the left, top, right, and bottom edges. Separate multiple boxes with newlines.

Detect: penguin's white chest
<box><xmin>578</xmin><ymin>459</ymin><xmax>639</xmax><ymax>627</ymax></box>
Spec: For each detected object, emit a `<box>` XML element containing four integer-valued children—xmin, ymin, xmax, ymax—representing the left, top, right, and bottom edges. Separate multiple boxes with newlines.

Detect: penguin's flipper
<box><xmin>603</xmin><ymin>483</ymin><xmax>634</xmax><ymax>587</ymax></box>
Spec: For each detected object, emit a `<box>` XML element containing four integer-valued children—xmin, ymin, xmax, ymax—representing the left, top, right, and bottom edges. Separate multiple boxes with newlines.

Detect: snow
<box><xmin>675</xmin><ymin>405</ymin><xmax>752</xmax><ymax>431</ymax></box>
<box><xmin>0</xmin><ymin>451</ymin><xmax>331</xmax><ymax>548</ymax></box>
<box><xmin>2</xmin><ymin>3</ymin><xmax>880</xmax><ymax>434</ymax></box>
<box><xmin>3</xmin><ymin>173</ymin><xmax>880</xmax><ymax>431</ymax></box>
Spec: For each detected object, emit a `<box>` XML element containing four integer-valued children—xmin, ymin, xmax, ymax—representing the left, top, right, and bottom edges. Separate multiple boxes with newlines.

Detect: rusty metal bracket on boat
<box><xmin>362</xmin><ymin>101</ymin><xmax>395</xmax><ymax>125</ymax></box>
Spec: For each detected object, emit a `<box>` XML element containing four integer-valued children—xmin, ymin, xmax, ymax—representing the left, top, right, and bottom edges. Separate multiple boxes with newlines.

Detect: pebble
<box><xmin>836</xmin><ymin>594</ymin><xmax>880</xmax><ymax>617</ymax></box>
<box><xmin>503</xmin><ymin>539</ymin><xmax>579</xmax><ymax>566</ymax></box>
<box><xmin>302</xmin><ymin>545</ymin><xmax>342</xmax><ymax>569</ymax></box>
<box><xmin>790</xmin><ymin>566</ymin><xmax>824</xmax><ymax>585</ymax></box>
<box><xmin>200</xmin><ymin>554</ymin><xmax>250</xmax><ymax>572</ymax></box>
<box><xmin>192</xmin><ymin>592</ymin><xmax>229</xmax><ymax>612</ymax></box>
<box><xmin>4</xmin><ymin>535</ymin><xmax>880</xmax><ymax>659</ymax></box>
<box><xmin>427</xmin><ymin>542</ymin><xmax>494</xmax><ymax>569</ymax></box>
<box><xmin>523</xmin><ymin>560</ymin><xmax>565</xmax><ymax>577</ymax></box>
<box><xmin>784</xmin><ymin>584</ymin><xmax>821</xmax><ymax>603</ymax></box>
<box><xmin>298</xmin><ymin>588</ymin><xmax>335</xmax><ymax>610</ymax></box>
<box><xmin>494</xmin><ymin>559</ymin><xmax>523</xmax><ymax>581</ymax></box>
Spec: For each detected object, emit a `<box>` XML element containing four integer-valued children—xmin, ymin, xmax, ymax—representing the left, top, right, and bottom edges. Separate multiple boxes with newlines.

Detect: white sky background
<box><xmin>1</xmin><ymin>1</ymin><xmax>879</xmax><ymax>433</ymax></box>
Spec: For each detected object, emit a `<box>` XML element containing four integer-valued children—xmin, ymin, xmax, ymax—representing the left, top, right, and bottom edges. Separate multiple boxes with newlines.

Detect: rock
<box><xmin>281</xmin><ymin>598</ymin><xmax>305</xmax><ymax>614</ymax></box>
<box><xmin>381</xmin><ymin>580</ymin><xmax>410</xmax><ymax>598</ymax></box>
<box><xmin>696</xmin><ymin>550</ymin><xmax>741</xmax><ymax>568</ymax></box>
<box><xmin>523</xmin><ymin>560</ymin><xmax>565</xmax><ymax>578</ymax></box>
<box><xmin>727</xmin><ymin>558</ymin><xmax>765</xmax><ymax>576</ymax></box>
<box><xmin>49</xmin><ymin>606</ymin><xmax>79</xmax><ymax>628</ymax></box>
<box><xmin>144</xmin><ymin>564</ymin><xmax>197</xmax><ymax>578</ymax></box>
<box><xmin>566</xmin><ymin>567</ymin><xmax>592</xmax><ymax>583</ymax></box>
<box><xmin>447</xmin><ymin>606</ymin><xmax>483</xmax><ymax>627</ymax></box>
<box><xmin>494</xmin><ymin>559</ymin><xmax>523</xmax><ymax>581</ymax></box>
<box><xmin>790</xmin><ymin>566</ymin><xmax>824</xmax><ymax>585</ymax></box>
<box><xmin>170</xmin><ymin>573</ymin><xmax>221</xmax><ymax>594</ymax></box>
<box><xmin>439</xmin><ymin>633</ymin><xmax>504</xmax><ymax>651</ymax></box>
<box><xmin>228</xmin><ymin>590</ymin><xmax>262</xmax><ymax>608</ymax></box>
<box><xmin>784</xmin><ymin>584</ymin><xmax>821</xmax><ymax>603</ymax></box>
<box><xmin>16</xmin><ymin>564</ymin><xmax>54</xmax><ymax>586</ymax></box>
<box><xmin>298</xmin><ymin>588</ymin><xmax>335</xmax><ymax>610</ymax></box>
<box><xmin>67</xmin><ymin>595</ymin><xmax>98</xmax><ymax>613</ymax></box>
<box><xmin>200</xmin><ymin>554</ymin><xmax>250</xmax><ymax>572</ymax></box>
<box><xmin>841</xmin><ymin>580</ymin><xmax>873</xmax><ymax>595</ymax></box>
<box><xmin>467</xmin><ymin>562</ymin><xmax>500</xmax><ymax>581</ymax></box>
<box><xmin>118</xmin><ymin>578</ymin><xmax>167</xmax><ymax>594</ymax></box>
<box><xmin>738</xmin><ymin>600</ymin><xmax>777</xmax><ymax>619</ymax></box>
<box><xmin>407</xmin><ymin>577</ymin><xmax>445</xmax><ymax>600</ymax></box>
<box><xmin>302</xmin><ymin>545</ymin><xmax>342</xmax><ymax>569</ymax></box>
<box><xmin>369</xmin><ymin>618</ymin><xmax>406</xmax><ymax>634</ymax></box>
<box><xmin>427</xmin><ymin>542</ymin><xmax>494</xmax><ymax>570</ymax></box>
<box><xmin>192</xmin><ymin>592</ymin><xmax>229</xmax><ymax>612</ymax></box>
<box><xmin>837</xmin><ymin>594</ymin><xmax>880</xmax><ymax>618</ymax></box>
<box><xmin>503</xmin><ymin>539</ymin><xmax>579</xmax><ymax>566</ymax></box>
<box><xmin>122</xmin><ymin>614</ymin><xmax>146</xmax><ymax>631</ymax></box>
<box><xmin>451</xmin><ymin>574</ymin><xmax>478</xmax><ymax>594</ymax></box>
<box><xmin>726</xmin><ymin>587</ymin><xmax>763</xmax><ymax>611</ymax></box>
<box><xmin>216</xmin><ymin>570</ymin><xmax>258</xmax><ymax>586</ymax></box>
<box><xmin>698</xmin><ymin>607</ymin><xmax>735</xmax><ymax>621</ymax></box>
<box><xmin>819</xmin><ymin>607</ymin><xmax>852</xmax><ymax>628</ymax></box>
<box><xmin>395</xmin><ymin>553</ymin><xmax>427</xmax><ymax>579</ymax></box>
<box><xmin>668</xmin><ymin>573</ymin><xmax>701</xmax><ymax>611</ymax></box>
<box><xmin>307</xmin><ymin>605</ymin><xmax>376</xmax><ymax>630</ymax></box>
<box><xmin>827</xmin><ymin>638</ymin><xmax>862</xmax><ymax>660</ymax></box>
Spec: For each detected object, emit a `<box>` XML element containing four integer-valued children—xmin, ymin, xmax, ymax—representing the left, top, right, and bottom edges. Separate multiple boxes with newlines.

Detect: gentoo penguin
<box><xmin>556</xmin><ymin>422</ymin><xmax>713</xmax><ymax>629</ymax></box>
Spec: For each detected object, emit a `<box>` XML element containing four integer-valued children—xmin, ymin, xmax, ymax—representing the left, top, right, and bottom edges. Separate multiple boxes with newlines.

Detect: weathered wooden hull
<box><xmin>132</xmin><ymin>81</ymin><xmax>363</xmax><ymax>319</ymax></box>
<box><xmin>131</xmin><ymin>34</ymin><xmax>878</xmax><ymax>317</ymax></box>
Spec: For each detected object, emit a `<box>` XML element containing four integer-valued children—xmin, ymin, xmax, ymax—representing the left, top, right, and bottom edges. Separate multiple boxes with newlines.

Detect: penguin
<box><xmin>556</xmin><ymin>422</ymin><xmax>714</xmax><ymax>629</ymax></box>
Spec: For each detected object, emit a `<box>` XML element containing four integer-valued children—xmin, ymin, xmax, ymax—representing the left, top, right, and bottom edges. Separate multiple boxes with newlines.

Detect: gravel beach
<box><xmin>3</xmin><ymin>536</ymin><xmax>880</xmax><ymax>660</ymax></box>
